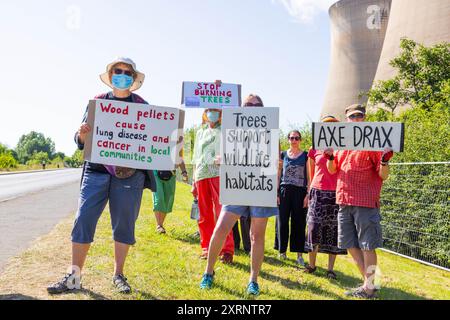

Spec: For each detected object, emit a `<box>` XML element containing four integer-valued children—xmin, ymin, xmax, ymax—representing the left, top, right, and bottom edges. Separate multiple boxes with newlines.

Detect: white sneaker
<box><xmin>279</xmin><ymin>253</ymin><xmax>287</xmax><ymax>260</ymax></box>
<box><xmin>297</xmin><ymin>256</ymin><xmax>306</xmax><ymax>267</ymax></box>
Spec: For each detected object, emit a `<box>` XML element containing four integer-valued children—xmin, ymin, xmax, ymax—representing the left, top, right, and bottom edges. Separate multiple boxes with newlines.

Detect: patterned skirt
<box><xmin>305</xmin><ymin>188</ymin><xmax>347</xmax><ymax>255</ymax></box>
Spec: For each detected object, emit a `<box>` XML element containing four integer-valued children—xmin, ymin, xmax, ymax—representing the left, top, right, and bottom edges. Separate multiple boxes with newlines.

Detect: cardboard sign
<box><xmin>181</xmin><ymin>81</ymin><xmax>242</xmax><ymax>108</ymax></box>
<box><xmin>220</xmin><ymin>107</ymin><xmax>279</xmax><ymax>207</ymax></box>
<box><xmin>84</xmin><ymin>99</ymin><xmax>185</xmax><ymax>170</ymax></box>
<box><xmin>312</xmin><ymin>122</ymin><xmax>404</xmax><ymax>152</ymax></box>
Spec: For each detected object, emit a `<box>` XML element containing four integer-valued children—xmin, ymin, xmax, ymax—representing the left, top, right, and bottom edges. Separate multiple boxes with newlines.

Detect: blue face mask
<box><xmin>111</xmin><ymin>74</ymin><xmax>134</xmax><ymax>90</ymax></box>
<box><xmin>206</xmin><ymin>111</ymin><xmax>220</xmax><ymax>123</ymax></box>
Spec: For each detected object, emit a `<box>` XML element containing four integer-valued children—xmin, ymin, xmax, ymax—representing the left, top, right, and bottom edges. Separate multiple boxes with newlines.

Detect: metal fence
<box><xmin>177</xmin><ymin>161</ymin><xmax>450</xmax><ymax>270</ymax></box>
<box><xmin>380</xmin><ymin>162</ymin><xmax>450</xmax><ymax>270</ymax></box>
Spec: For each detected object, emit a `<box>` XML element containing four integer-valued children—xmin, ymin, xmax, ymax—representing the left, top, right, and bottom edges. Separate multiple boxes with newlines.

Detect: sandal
<box><xmin>156</xmin><ymin>225</ymin><xmax>166</xmax><ymax>234</ymax></box>
<box><xmin>326</xmin><ymin>270</ymin><xmax>337</xmax><ymax>280</ymax></box>
<box><xmin>303</xmin><ymin>265</ymin><xmax>317</xmax><ymax>274</ymax></box>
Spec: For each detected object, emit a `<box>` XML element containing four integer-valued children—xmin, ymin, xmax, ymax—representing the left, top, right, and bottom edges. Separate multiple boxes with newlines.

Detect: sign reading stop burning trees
<box><xmin>84</xmin><ymin>99</ymin><xmax>185</xmax><ymax>170</ymax></box>
<box><xmin>220</xmin><ymin>107</ymin><xmax>279</xmax><ymax>207</ymax></box>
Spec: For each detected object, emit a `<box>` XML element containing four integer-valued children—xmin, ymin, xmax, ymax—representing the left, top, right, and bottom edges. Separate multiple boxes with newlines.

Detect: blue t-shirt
<box><xmin>280</xmin><ymin>151</ymin><xmax>308</xmax><ymax>188</ymax></box>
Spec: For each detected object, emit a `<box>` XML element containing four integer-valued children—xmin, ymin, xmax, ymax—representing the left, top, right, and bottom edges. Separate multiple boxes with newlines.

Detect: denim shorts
<box><xmin>222</xmin><ymin>205</ymin><xmax>278</xmax><ymax>218</ymax></box>
<box><xmin>337</xmin><ymin>205</ymin><xmax>383</xmax><ymax>251</ymax></box>
<box><xmin>71</xmin><ymin>170</ymin><xmax>145</xmax><ymax>245</ymax></box>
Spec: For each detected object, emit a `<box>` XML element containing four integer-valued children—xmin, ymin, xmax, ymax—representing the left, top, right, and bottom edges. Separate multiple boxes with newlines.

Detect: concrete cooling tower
<box><xmin>321</xmin><ymin>0</ymin><xmax>391</xmax><ymax>120</ymax></box>
<box><xmin>372</xmin><ymin>0</ymin><xmax>450</xmax><ymax>83</ymax></box>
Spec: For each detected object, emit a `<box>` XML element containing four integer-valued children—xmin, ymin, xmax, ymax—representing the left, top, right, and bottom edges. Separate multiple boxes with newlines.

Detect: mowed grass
<box><xmin>0</xmin><ymin>182</ymin><xmax>448</xmax><ymax>300</ymax></box>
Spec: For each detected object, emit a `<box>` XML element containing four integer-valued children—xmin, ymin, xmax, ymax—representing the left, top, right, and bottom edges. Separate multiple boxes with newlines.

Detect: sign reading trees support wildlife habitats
<box><xmin>220</xmin><ymin>107</ymin><xmax>279</xmax><ymax>207</ymax></box>
<box><xmin>181</xmin><ymin>81</ymin><xmax>242</xmax><ymax>108</ymax></box>
<box><xmin>312</xmin><ymin>122</ymin><xmax>404</xmax><ymax>152</ymax></box>
<box><xmin>84</xmin><ymin>99</ymin><xmax>185</xmax><ymax>170</ymax></box>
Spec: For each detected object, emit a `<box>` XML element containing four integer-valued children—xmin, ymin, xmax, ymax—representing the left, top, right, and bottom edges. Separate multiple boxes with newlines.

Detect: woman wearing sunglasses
<box><xmin>199</xmin><ymin>94</ymin><xmax>278</xmax><ymax>296</ymax></box>
<box><xmin>47</xmin><ymin>57</ymin><xmax>156</xmax><ymax>295</ymax></box>
<box><xmin>304</xmin><ymin>115</ymin><xmax>347</xmax><ymax>279</ymax></box>
<box><xmin>274</xmin><ymin>130</ymin><xmax>309</xmax><ymax>266</ymax></box>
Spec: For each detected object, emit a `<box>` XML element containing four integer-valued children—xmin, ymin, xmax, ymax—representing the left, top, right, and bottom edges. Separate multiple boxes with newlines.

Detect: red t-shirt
<box><xmin>308</xmin><ymin>149</ymin><xmax>337</xmax><ymax>191</ymax></box>
<box><xmin>334</xmin><ymin>150</ymin><xmax>383</xmax><ymax>208</ymax></box>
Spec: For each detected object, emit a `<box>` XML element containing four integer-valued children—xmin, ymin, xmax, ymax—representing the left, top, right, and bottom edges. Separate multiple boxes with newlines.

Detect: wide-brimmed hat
<box><xmin>345</xmin><ymin>104</ymin><xmax>366</xmax><ymax>117</ymax></box>
<box><xmin>100</xmin><ymin>57</ymin><xmax>145</xmax><ymax>92</ymax></box>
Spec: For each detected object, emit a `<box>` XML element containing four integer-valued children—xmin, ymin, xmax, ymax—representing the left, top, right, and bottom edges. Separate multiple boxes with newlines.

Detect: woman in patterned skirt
<box><xmin>304</xmin><ymin>115</ymin><xmax>347</xmax><ymax>279</ymax></box>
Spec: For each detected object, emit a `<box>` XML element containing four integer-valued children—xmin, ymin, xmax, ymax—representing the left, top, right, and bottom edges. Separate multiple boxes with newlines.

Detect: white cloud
<box><xmin>273</xmin><ymin>0</ymin><xmax>336</xmax><ymax>24</ymax></box>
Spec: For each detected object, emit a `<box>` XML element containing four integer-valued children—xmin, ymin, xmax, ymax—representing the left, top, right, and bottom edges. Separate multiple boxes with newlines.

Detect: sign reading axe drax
<box><xmin>181</xmin><ymin>81</ymin><xmax>241</xmax><ymax>108</ymax></box>
<box><xmin>312</xmin><ymin>122</ymin><xmax>405</xmax><ymax>152</ymax></box>
<box><xmin>84</xmin><ymin>99</ymin><xmax>185</xmax><ymax>170</ymax></box>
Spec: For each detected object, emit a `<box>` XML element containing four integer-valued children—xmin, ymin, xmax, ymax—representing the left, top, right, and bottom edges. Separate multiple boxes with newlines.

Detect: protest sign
<box><xmin>181</xmin><ymin>81</ymin><xmax>241</xmax><ymax>108</ymax></box>
<box><xmin>312</xmin><ymin>122</ymin><xmax>404</xmax><ymax>152</ymax></box>
<box><xmin>84</xmin><ymin>99</ymin><xmax>185</xmax><ymax>170</ymax></box>
<box><xmin>220</xmin><ymin>107</ymin><xmax>279</xmax><ymax>207</ymax></box>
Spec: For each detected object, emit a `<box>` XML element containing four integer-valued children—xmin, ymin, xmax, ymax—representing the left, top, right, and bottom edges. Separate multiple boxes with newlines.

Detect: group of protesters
<box><xmin>46</xmin><ymin>57</ymin><xmax>394</xmax><ymax>299</ymax></box>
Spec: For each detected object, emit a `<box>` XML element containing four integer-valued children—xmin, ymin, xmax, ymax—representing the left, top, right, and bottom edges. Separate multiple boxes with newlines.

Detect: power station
<box><xmin>321</xmin><ymin>0</ymin><xmax>450</xmax><ymax>120</ymax></box>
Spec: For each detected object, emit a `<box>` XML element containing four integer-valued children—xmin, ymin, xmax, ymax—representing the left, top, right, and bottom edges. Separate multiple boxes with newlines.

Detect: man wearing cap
<box><xmin>325</xmin><ymin>104</ymin><xmax>393</xmax><ymax>299</ymax></box>
<box><xmin>47</xmin><ymin>57</ymin><xmax>156</xmax><ymax>295</ymax></box>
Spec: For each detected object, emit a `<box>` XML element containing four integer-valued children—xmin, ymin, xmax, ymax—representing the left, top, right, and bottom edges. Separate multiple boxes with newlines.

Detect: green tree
<box><xmin>15</xmin><ymin>131</ymin><xmax>55</xmax><ymax>164</ymax></box>
<box><xmin>0</xmin><ymin>143</ymin><xmax>18</xmax><ymax>169</ymax></box>
<box><xmin>368</xmin><ymin>39</ymin><xmax>450</xmax><ymax>112</ymax></box>
<box><xmin>70</xmin><ymin>149</ymin><xmax>84</xmax><ymax>168</ymax></box>
<box><xmin>27</xmin><ymin>151</ymin><xmax>50</xmax><ymax>166</ymax></box>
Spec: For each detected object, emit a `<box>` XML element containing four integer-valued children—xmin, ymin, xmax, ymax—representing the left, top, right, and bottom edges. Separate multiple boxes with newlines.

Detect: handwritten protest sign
<box><xmin>312</xmin><ymin>122</ymin><xmax>404</xmax><ymax>152</ymax></box>
<box><xmin>84</xmin><ymin>99</ymin><xmax>185</xmax><ymax>170</ymax></box>
<box><xmin>220</xmin><ymin>107</ymin><xmax>279</xmax><ymax>207</ymax></box>
<box><xmin>181</xmin><ymin>81</ymin><xmax>241</xmax><ymax>108</ymax></box>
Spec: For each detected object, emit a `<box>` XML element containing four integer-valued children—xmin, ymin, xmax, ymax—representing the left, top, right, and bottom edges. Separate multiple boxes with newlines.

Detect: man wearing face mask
<box><xmin>47</xmin><ymin>57</ymin><xmax>156</xmax><ymax>295</ymax></box>
<box><xmin>191</xmin><ymin>104</ymin><xmax>235</xmax><ymax>264</ymax></box>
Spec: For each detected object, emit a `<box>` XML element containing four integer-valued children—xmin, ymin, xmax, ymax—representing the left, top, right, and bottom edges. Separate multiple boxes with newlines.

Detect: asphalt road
<box><xmin>0</xmin><ymin>169</ymin><xmax>82</xmax><ymax>271</ymax></box>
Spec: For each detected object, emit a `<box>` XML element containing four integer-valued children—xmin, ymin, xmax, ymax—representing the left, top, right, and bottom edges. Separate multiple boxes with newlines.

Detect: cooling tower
<box><xmin>372</xmin><ymin>0</ymin><xmax>450</xmax><ymax>83</ymax></box>
<box><xmin>321</xmin><ymin>0</ymin><xmax>391</xmax><ymax>120</ymax></box>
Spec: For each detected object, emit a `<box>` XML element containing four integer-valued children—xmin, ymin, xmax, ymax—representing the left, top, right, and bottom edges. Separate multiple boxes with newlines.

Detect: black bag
<box><xmin>157</xmin><ymin>170</ymin><xmax>174</xmax><ymax>181</ymax></box>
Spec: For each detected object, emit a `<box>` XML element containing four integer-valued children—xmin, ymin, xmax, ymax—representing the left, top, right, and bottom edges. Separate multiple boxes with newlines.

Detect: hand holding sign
<box><xmin>78</xmin><ymin>123</ymin><xmax>91</xmax><ymax>144</ymax></box>
<box><xmin>382</xmin><ymin>148</ymin><xmax>394</xmax><ymax>163</ymax></box>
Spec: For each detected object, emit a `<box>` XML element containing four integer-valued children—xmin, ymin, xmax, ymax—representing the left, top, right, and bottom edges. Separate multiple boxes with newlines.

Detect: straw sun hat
<box><xmin>100</xmin><ymin>57</ymin><xmax>145</xmax><ymax>92</ymax></box>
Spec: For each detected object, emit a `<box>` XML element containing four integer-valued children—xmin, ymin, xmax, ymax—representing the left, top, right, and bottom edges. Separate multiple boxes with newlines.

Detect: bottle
<box><xmin>190</xmin><ymin>199</ymin><xmax>199</xmax><ymax>220</ymax></box>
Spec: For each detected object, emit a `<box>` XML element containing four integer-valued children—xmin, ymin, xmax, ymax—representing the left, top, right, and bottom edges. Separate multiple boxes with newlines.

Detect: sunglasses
<box><xmin>113</xmin><ymin>68</ymin><xmax>134</xmax><ymax>77</ymax></box>
<box><xmin>348</xmin><ymin>113</ymin><xmax>364</xmax><ymax>119</ymax></box>
<box><xmin>289</xmin><ymin>136</ymin><xmax>301</xmax><ymax>141</ymax></box>
<box><xmin>244</xmin><ymin>102</ymin><xmax>263</xmax><ymax>107</ymax></box>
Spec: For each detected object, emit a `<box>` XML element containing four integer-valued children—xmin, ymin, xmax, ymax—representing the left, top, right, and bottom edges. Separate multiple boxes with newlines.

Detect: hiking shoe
<box><xmin>220</xmin><ymin>253</ymin><xmax>233</xmax><ymax>264</ymax></box>
<box><xmin>345</xmin><ymin>286</ymin><xmax>376</xmax><ymax>299</ymax></box>
<box><xmin>247</xmin><ymin>281</ymin><xmax>260</xmax><ymax>296</ymax></box>
<box><xmin>200</xmin><ymin>273</ymin><xmax>214</xmax><ymax>290</ymax></box>
<box><xmin>47</xmin><ymin>273</ymin><xmax>82</xmax><ymax>295</ymax></box>
<box><xmin>113</xmin><ymin>274</ymin><xmax>132</xmax><ymax>294</ymax></box>
<box><xmin>297</xmin><ymin>256</ymin><xmax>306</xmax><ymax>267</ymax></box>
<box><xmin>156</xmin><ymin>225</ymin><xmax>166</xmax><ymax>234</ymax></box>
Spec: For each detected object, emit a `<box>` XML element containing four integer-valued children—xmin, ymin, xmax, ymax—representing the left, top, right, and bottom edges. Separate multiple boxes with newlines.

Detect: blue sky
<box><xmin>0</xmin><ymin>0</ymin><xmax>334</xmax><ymax>155</ymax></box>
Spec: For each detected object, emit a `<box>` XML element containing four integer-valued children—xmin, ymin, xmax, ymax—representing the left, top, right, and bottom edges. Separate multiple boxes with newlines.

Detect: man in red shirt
<box><xmin>325</xmin><ymin>104</ymin><xmax>393</xmax><ymax>299</ymax></box>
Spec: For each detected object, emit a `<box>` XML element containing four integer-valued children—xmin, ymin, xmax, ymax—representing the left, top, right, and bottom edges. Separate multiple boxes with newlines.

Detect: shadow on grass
<box><xmin>376</xmin><ymin>287</ymin><xmax>428</xmax><ymax>300</ymax></box>
<box><xmin>0</xmin><ymin>294</ymin><xmax>38</xmax><ymax>300</ymax></box>
<box><xmin>228</xmin><ymin>260</ymin><xmax>345</xmax><ymax>300</ymax></box>
<box><xmin>169</xmin><ymin>230</ymin><xmax>200</xmax><ymax>246</ymax></box>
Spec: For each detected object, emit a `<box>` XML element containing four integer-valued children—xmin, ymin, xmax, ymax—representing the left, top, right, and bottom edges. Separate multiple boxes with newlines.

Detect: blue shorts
<box><xmin>222</xmin><ymin>205</ymin><xmax>278</xmax><ymax>218</ymax></box>
<box><xmin>71</xmin><ymin>170</ymin><xmax>145</xmax><ymax>245</ymax></box>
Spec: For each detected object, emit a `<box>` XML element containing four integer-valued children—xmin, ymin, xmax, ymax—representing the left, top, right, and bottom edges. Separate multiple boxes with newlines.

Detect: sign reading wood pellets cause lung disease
<box><xmin>312</xmin><ymin>122</ymin><xmax>404</xmax><ymax>152</ymax></box>
<box><xmin>220</xmin><ymin>107</ymin><xmax>279</xmax><ymax>207</ymax></box>
<box><xmin>84</xmin><ymin>99</ymin><xmax>185</xmax><ymax>170</ymax></box>
<box><xmin>181</xmin><ymin>81</ymin><xmax>241</xmax><ymax>108</ymax></box>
